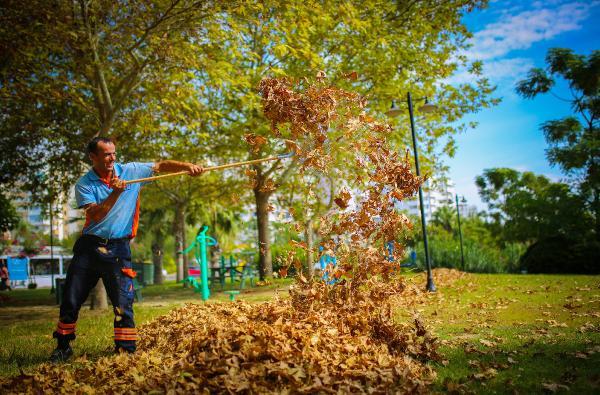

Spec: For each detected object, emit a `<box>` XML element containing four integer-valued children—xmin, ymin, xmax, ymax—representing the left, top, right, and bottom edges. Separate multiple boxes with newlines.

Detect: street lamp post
<box><xmin>388</xmin><ymin>92</ymin><xmax>436</xmax><ymax>292</ymax></box>
<box><xmin>407</xmin><ymin>93</ymin><xmax>436</xmax><ymax>292</ymax></box>
<box><xmin>455</xmin><ymin>194</ymin><xmax>465</xmax><ymax>269</ymax></box>
<box><xmin>49</xmin><ymin>198</ymin><xmax>55</xmax><ymax>294</ymax></box>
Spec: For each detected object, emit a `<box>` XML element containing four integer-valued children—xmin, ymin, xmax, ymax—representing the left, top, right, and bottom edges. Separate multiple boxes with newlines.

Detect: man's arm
<box><xmin>84</xmin><ymin>177</ymin><xmax>126</xmax><ymax>223</ymax></box>
<box><xmin>153</xmin><ymin>160</ymin><xmax>203</xmax><ymax>176</ymax></box>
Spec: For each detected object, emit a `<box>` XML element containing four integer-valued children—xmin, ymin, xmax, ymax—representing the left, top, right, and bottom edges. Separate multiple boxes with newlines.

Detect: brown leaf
<box><xmin>344</xmin><ymin>71</ymin><xmax>358</xmax><ymax>81</ymax></box>
<box><xmin>333</xmin><ymin>188</ymin><xmax>351</xmax><ymax>209</ymax></box>
<box><xmin>243</xmin><ymin>133</ymin><xmax>268</xmax><ymax>153</ymax></box>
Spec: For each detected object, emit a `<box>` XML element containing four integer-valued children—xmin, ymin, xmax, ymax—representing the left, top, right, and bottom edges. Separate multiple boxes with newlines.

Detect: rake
<box><xmin>126</xmin><ymin>151</ymin><xmax>295</xmax><ymax>185</ymax></box>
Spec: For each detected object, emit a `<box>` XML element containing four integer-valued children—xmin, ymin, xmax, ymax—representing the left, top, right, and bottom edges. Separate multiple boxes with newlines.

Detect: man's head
<box><xmin>87</xmin><ymin>137</ymin><xmax>116</xmax><ymax>174</ymax></box>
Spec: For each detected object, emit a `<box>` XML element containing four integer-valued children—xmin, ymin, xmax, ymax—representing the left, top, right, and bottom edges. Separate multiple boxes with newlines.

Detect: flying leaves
<box><xmin>3</xmin><ymin>74</ymin><xmax>434</xmax><ymax>393</ymax></box>
<box><xmin>333</xmin><ymin>188</ymin><xmax>351</xmax><ymax>209</ymax></box>
<box><xmin>243</xmin><ymin>133</ymin><xmax>268</xmax><ymax>153</ymax></box>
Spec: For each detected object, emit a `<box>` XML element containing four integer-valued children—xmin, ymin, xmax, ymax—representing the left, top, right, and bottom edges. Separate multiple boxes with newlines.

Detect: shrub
<box><xmin>520</xmin><ymin>236</ymin><xmax>600</xmax><ymax>274</ymax></box>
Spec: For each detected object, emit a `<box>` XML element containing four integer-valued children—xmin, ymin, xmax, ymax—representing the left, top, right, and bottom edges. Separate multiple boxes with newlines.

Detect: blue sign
<box><xmin>7</xmin><ymin>257</ymin><xmax>29</xmax><ymax>281</ymax></box>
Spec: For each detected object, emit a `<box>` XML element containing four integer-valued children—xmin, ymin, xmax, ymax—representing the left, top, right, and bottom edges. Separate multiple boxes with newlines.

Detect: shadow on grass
<box><xmin>434</xmin><ymin>334</ymin><xmax>600</xmax><ymax>394</ymax></box>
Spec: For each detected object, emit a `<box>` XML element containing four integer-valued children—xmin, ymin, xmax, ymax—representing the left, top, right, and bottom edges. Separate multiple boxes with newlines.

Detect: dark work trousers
<box><xmin>53</xmin><ymin>235</ymin><xmax>137</xmax><ymax>352</ymax></box>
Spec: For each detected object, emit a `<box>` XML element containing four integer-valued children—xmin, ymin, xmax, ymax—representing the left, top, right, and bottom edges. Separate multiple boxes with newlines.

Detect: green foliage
<box><xmin>431</xmin><ymin>205</ymin><xmax>456</xmax><ymax>233</ymax></box>
<box><xmin>1</xmin><ymin>0</ymin><xmax>497</xmax><ymax>278</ymax></box>
<box><xmin>11</xmin><ymin>221</ymin><xmax>47</xmax><ymax>256</ymax></box>
<box><xmin>406</xmin><ymin>208</ymin><xmax>525</xmax><ymax>273</ymax></box>
<box><xmin>0</xmin><ymin>0</ymin><xmax>231</xmax><ymax>198</ymax></box>
<box><xmin>420</xmin><ymin>226</ymin><xmax>523</xmax><ymax>274</ymax></box>
<box><xmin>476</xmin><ymin>168</ymin><xmax>593</xmax><ymax>243</ymax></box>
<box><xmin>0</xmin><ymin>192</ymin><xmax>20</xmax><ymax>233</ymax></box>
<box><xmin>271</xmin><ymin>221</ymin><xmax>305</xmax><ymax>273</ymax></box>
<box><xmin>516</xmin><ymin>48</ymin><xmax>599</xmax><ymax>239</ymax></box>
<box><xmin>520</xmin><ymin>236</ymin><xmax>599</xmax><ymax>274</ymax></box>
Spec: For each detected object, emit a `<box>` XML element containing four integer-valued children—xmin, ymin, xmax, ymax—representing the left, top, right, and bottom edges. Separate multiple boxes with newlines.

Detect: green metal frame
<box><xmin>182</xmin><ymin>225</ymin><xmax>217</xmax><ymax>301</ymax></box>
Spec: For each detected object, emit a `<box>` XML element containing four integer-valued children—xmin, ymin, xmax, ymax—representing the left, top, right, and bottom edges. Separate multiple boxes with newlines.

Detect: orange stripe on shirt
<box><xmin>82</xmin><ymin>210</ymin><xmax>92</xmax><ymax>234</ymax></box>
<box><xmin>130</xmin><ymin>195</ymin><xmax>141</xmax><ymax>238</ymax></box>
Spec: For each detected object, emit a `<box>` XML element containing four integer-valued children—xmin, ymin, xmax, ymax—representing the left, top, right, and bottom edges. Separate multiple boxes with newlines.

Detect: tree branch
<box><xmin>80</xmin><ymin>0</ymin><xmax>113</xmax><ymax>124</ymax></box>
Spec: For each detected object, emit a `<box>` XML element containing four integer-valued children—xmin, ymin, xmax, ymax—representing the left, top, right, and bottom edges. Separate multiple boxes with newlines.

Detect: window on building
<box><xmin>30</xmin><ymin>259</ymin><xmax>59</xmax><ymax>276</ymax></box>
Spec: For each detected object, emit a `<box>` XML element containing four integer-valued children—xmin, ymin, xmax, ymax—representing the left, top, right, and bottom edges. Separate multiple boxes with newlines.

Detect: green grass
<box><xmin>396</xmin><ymin>274</ymin><xmax>600</xmax><ymax>394</ymax></box>
<box><xmin>1</xmin><ymin>274</ymin><xmax>599</xmax><ymax>394</ymax></box>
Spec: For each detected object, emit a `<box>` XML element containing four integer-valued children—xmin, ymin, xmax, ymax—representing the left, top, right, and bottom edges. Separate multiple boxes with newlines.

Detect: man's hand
<box><xmin>187</xmin><ymin>163</ymin><xmax>204</xmax><ymax>176</ymax></box>
<box><xmin>84</xmin><ymin>178</ymin><xmax>126</xmax><ymax>222</ymax></box>
<box><xmin>110</xmin><ymin>177</ymin><xmax>127</xmax><ymax>193</ymax></box>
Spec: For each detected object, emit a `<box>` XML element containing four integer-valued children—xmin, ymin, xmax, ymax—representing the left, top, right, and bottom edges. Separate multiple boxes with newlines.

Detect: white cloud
<box><xmin>446</xmin><ymin>2</ymin><xmax>597</xmax><ymax>90</ymax></box>
<box><xmin>465</xmin><ymin>2</ymin><xmax>596</xmax><ymax>61</ymax></box>
<box><xmin>446</xmin><ymin>57</ymin><xmax>533</xmax><ymax>85</ymax></box>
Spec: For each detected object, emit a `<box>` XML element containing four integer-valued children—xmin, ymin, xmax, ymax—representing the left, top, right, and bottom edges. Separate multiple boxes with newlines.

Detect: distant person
<box><xmin>50</xmin><ymin>136</ymin><xmax>203</xmax><ymax>363</ymax></box>
<box><xmin>0</xmin><ymin>264</ymin><xmax>11</xmax><ymax>291</ymax></box>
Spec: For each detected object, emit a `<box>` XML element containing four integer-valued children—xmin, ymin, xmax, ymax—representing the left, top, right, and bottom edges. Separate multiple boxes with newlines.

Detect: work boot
<box><xmin>114</xmin><ymin>346</ymin><xmax>135</xmax><ymax>354</ymax></box>
<box><xmin>49</xmin><ymin>345</ymin><xmax>73</xmax><ymax>363</ymax></box>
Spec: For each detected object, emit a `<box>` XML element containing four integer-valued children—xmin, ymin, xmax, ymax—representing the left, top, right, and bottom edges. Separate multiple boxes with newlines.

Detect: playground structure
<box><xmin>182</xmin><ymin>226</ymin><xmax>258</xmax><ymax>301</ymax></box>
<box><xmin>182</xmin><ymin>225</ymin><xmax>217</xmax><ymax>301</ymax></box>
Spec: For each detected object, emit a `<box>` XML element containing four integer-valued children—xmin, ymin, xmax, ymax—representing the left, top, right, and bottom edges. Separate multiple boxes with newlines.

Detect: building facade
<box><xmin>395</xmin><ymin>178</ymin><xmax>456</xmax><ymax>220</ymax></box>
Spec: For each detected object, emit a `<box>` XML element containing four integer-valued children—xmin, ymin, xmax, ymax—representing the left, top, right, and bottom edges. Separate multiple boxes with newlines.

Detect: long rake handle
<box><xmin>126</xmin><ymin>155</ymin><xmax>286</xmax><ymax>185</ymax></box>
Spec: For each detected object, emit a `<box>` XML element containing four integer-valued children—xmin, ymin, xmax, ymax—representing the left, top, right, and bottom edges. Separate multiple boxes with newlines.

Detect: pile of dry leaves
<box><xmin>2</xmin><ymin>279</ymin><xmax>441</xmax><ymax>394</ymax></box>
<box><xmin>2</xmin><ymin>75</ymin><xmax>448</xmax><ymax>393</ymax></box>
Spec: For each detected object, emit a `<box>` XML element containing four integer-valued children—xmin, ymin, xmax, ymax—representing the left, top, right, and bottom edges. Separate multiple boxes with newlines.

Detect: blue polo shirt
<box><xmin>75</xmin><ymin>162</ymin><xmax>154</xmax><ymax>239</ymax></box>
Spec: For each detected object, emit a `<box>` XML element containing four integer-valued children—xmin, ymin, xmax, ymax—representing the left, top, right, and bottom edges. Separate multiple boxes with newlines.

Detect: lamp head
<box><xmin>386</xmin><ymin>97</ymin><xmax>438</xmax><ymax>117</ymax></box>
<box><xmin>418</xmin><ymin>98</ymin><xmax>438</xmax><ymax>114</ymax></box>
<box><xmin>385</xmin><ymin>101</ymin><xmax>403</xmax><ymax>118</ymax></box>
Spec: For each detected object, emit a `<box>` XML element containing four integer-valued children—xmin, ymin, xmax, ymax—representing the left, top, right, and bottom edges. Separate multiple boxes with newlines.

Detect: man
<box><xmin>0</xmin><ymin>264</ymin><xmax>10</xmax><ymax>291</ymax></box>
<box><xmin>50</xmin><ymin>136</ymin><xmax>203</xmax><ymax>362</ymax></box>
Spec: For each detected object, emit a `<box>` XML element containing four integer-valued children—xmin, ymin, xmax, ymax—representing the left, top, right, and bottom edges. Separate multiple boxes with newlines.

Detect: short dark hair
<box><xmin>87</xmin><ymin>136</ymin><xmax>114</xmax><ymax>154</ymax></box>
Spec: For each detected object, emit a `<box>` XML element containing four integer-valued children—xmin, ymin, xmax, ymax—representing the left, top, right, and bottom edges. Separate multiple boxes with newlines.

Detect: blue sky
<box><xmin>446</xmin><ymin>0</ymin><xmax>599</xmax><ymax>209</ymax></box>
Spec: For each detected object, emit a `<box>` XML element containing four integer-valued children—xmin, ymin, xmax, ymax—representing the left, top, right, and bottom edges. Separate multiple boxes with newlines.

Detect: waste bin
<box><xmin>132</xmin><ymin>262</ymin><xmax>153</xmax><ymax>285</ymax></box>
<box><xmin>55</xmin><ymin>278</ymin><xmax>66</xmax><ymax>305</ymax></box>
<box><xmin>142</xmin><ymin>262</ymin><xmax>154</xmax><ymax>285</ymax></box>
<box><xmin>132</xmin><ymin>262</ymin><xmax>144</xmax><ymax>283</ymax></box>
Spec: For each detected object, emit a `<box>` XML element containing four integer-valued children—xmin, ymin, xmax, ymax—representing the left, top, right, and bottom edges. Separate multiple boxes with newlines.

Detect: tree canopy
<box><xmin>516</xmin><ymin>48</ymin><xmax>599</xmax><ymax>240</ymax></box>
<box><xmin>0</xmin><ymin>192</ymin><xmax>20</xmax><ymax>233</ymax></box>
<box><xmin>476</xmin><ymin>168</ymin><xmax>593</xmax><ymax>244</ymax></box>
<box><xmin>1</xmin><ymin>0</ymin><xmax>496</xmax><ymax>279</ymax></box>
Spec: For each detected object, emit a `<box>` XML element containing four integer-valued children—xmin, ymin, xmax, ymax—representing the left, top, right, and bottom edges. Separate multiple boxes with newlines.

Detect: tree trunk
<box><xmin>254</xmin><ymin>189</ymin><xmax>272</xmax><ymax>280</ymax></box>
<box><xmin>305</xmin><ymin>218</ymin><xmax>314</xmax><ymax>278</ymax></box>
<box><xmin>182</xmin><ymin>222</ymin><xmax>189</xmax><ymax>278</ymax></box>
<box><xmin>174</xmin><ymin>204</ymin><xmax>185</xmax><ymax>282</ymax></box>
<box><xmin>595</xmin><ymin>189</ymin><xmax>600</xmax><ymax>243</ymax></box>
<box><xmin>152</xmin><ymin>232</ymin><xmax>164</xmax><ymax>285</ymax></box>
<box><xmin>90</xmin><ymin>279</ymin><xmax>108</xmax><ymax>310</ymax></box>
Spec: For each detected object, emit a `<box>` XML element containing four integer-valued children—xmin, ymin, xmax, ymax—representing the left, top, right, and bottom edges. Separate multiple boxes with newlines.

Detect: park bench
<box><xmin>216</xmin><ymin>254</ymin><xmax>257</xmax><ymax>290</ymax></box>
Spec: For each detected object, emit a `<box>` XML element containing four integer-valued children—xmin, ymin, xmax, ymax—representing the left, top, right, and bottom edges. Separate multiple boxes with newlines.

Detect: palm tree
<box><xmin>431</xmin><ymin>205</ymin><xmax>455</xmax><ymax>233</ymax></box>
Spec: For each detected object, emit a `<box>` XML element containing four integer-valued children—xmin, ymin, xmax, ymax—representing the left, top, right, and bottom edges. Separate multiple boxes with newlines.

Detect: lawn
<box><xmin>1</xmin><ymin>272</ymin><xmax>599</xmax><ymax>394</ymax></box>
<box><xmin>399</xmin><ymin>273</ymin><xmax>600</xmax><ymax>394</ymax></box>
